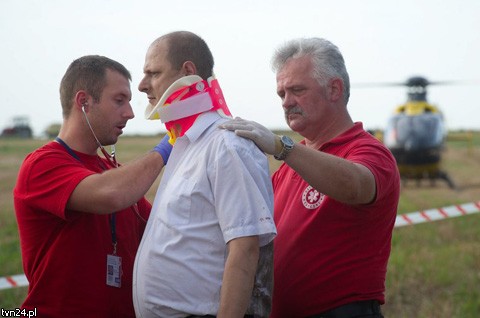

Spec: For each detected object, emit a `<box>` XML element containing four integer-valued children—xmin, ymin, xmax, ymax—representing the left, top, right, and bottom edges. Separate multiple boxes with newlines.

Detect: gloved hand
<box><xmin>220</xmin><ymin>117</ymin><xmax>281</xmax><ymax>155</ymax></box>
<box><xmin>153</xmin><ymin>134</ymin><xmax>173</xmax><ymax>164</ymax></box>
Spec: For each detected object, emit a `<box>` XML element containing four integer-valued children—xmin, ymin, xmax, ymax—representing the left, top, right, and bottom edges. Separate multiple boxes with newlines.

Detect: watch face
<box><xmin>282</xmin><ymin>135</ymin><xmax>294</xmax><ymax>147</ymax></box>
<box><xmin>274</xmin><ymin>135</ymin><xmax>294</xmax><ymax>160</ymax></box>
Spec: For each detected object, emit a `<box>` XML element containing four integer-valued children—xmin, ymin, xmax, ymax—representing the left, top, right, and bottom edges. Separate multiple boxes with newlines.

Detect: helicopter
<box><xmin>360</xmin><ymin>76</ymin><xmax>457</xmax><ymax>189</ymax></box>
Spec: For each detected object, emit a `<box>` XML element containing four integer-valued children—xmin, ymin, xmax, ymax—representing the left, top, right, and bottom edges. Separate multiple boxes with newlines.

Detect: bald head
<box><xmin>152</xmin><ymin>31</ymin><xmax>214</xmax><ymax>79</ymax></box>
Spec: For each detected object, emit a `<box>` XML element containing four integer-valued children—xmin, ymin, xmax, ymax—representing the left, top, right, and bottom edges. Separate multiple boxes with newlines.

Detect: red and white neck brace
<box><xmin>145</xmin><ymin>75</ymin><xmax>232</xmax><ymax>144</ymax></box>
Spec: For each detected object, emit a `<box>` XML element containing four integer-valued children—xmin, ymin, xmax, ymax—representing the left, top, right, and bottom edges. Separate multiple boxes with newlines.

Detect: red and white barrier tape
<box><xmin>1</xmin><ymin>201</ymin><xmax>479</xmax><ymax>291</ymax></box>
<box><xmin>394</xmin><ymin>201</ymin><xmax>480</xmax><ymax>227</ymax></box>
<box><xmin>0</xmin><ymin>273</ymin><xmax>28</xmax><ymax>290</ymax></box>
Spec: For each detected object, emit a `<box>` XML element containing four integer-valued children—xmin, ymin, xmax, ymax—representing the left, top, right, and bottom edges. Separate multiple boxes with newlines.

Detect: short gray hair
<box><xmin>271</xmin><ymin>38</ymin><xmax>350</xmax><ymax>104</ymax></box>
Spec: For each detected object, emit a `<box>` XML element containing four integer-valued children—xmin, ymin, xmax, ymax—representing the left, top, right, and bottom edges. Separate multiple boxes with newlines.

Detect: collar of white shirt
<box><xmin>183</xmin><ymin>111</ymin><xmax>227</xmax><ymax>143</ymax></box>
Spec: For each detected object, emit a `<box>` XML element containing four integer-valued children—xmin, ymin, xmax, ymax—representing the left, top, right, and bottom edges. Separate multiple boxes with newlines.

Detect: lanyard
<box><xmin>109</xmin><ymin>214</ymin><xmax>117</xmax><ymax>255</ymax></box>
<box><xmin>55</xmin><ymin>137</ymin><xmax>81</xmax><ymax>161</ymax></box>
<box><xmin>55</xmin><ymin>137</ymin><xmax>117</xmax><ymax>254</ymax></box>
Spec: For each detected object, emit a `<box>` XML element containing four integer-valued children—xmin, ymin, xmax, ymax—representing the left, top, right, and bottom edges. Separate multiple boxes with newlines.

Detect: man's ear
<box><xmin>74</xmin><ymin>91</ymin><xmax>90</xmax><ymax>111</ymax></box>
<box><xmin>182</xmin><ymin>61</ymin><xmax>197</xmax><ymax>76</ymax></box>
<box><xmin>328</xmin><ymin>78</ymin><xmax>344</xmax><ymax>102</ymax></box>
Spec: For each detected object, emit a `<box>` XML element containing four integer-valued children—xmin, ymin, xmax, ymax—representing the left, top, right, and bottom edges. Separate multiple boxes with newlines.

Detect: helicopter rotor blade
<box><xmin>352</xmin><ymin>82</ymin><xmax>406</xmax><ymax>88</ymax></box>
<box><xmin>427</xmin><ymin>79</ymin><xmax>480</xmax><ymax>86</ymax></box>
<box><xmin>352</xmin><ymin>78</ymin><xmax>480</xmax><ymax>88</ymax></box>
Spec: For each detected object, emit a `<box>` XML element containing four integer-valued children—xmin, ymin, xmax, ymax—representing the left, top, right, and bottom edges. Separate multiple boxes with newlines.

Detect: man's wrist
<box><xmin>274</xmin><ymin>135</ymin><xmax>295</xmax><ymax>160</ymax></box>
<box><xmin>274</xmin><ymin>135</ymin><xmax>283</xmax><ymax>156</ymax></box>
<box><xmin>153</xmin><ymin>135</ymin><xmax>172</xmax><ymax>165</ymax></box>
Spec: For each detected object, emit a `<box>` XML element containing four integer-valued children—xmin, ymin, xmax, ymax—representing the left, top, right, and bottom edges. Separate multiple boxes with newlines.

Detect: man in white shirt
<box><xmin>133</xmin><ymin>31</ymin><xmax>276</xmax><ymax>318</ymax></box>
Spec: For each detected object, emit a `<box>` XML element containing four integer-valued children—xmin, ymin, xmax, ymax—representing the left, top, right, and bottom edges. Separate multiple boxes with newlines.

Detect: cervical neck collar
<box><xmin>145</xmin><ymin>75</ymin><xmax>232</xmax><ymax>144</ymax></box>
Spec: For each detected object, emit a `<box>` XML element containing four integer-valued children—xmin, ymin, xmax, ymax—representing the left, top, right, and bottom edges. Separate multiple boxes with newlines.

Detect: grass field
<box><xmin>1</xmin><ymin>131</ymin><xmax>479</xmax><ymax>317</ymax></box>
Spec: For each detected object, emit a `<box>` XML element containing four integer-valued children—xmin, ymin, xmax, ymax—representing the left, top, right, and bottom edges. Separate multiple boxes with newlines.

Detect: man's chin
<box><xmin>103</xmin><ymin>135</ymin><xmax>119</xmax><ymax>146</ymax></box>
<box><xmin>287</xmin><ymin>119</ymin><xmax>304</xmax><ymax>133</ymax></box>
<box><xmin>286</xmin><ymin>116</ymin><xmax>299</xmax><ymax>126</ymax></box>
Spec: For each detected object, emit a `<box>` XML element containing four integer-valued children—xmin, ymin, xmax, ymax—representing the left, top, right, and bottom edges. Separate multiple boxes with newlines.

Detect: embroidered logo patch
<box><xmin>302</xmin><ymin>186</ymin><xmax>324</xmax><ymax>209</ymax></box>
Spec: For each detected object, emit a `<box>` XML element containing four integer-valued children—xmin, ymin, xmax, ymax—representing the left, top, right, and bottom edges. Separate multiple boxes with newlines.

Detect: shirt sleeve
<box><xmin>15</xmin><ymin>147</ymin><xmax>97</xmax><ymax>220</ymax></box>
<box><xmin>209</xmin><ymin>131</ymin><xmax>277</xmax><ymax>247</ymax></box>
<box><xmin>346</xmin><ymin>139</ymin><xmax>399</xmax><ymax>204</ymax></box>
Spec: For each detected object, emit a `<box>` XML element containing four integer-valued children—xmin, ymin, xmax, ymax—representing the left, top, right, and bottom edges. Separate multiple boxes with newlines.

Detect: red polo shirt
<box><xmin>271</xmin><ymin>123</ymin><xmax>400</xmax><ymax>317</ymax></box>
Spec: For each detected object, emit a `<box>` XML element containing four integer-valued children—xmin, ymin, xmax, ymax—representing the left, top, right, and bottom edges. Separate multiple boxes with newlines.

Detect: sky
<box><xmin>1</xmin><ymin>0</ymin><xmax>479</xmax><ymax>137</ymax></box>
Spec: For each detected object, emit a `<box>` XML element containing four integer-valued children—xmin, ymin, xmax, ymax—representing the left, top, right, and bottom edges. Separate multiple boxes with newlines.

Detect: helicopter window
<box><xmin>384</xmin><ymin>113</ymin><xmax>444</xmax><ymax>149</ymax></box>
<box><xmin>407</xmin><ymin>86</ymin><xmax>427</xmax><ymax>101</ymax></box>
<box><xmin>407</xmin><ymin>86</ymin><xmax>426</xmax><ymax>94</ymax></box>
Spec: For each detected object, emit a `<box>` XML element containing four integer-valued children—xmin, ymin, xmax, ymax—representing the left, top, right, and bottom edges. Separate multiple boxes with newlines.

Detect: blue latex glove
<box><xmin>153</xmin><ymin>134</ymin><xmax>173</xmax><ymax>164</ymax></box>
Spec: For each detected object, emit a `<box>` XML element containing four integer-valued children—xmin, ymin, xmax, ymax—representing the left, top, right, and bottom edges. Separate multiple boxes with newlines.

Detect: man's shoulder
<box><xmin>210</xmin><ymin>122</ymin><xmax>264</xmax><ymax>154</ymax></box>
<box><xmin>21</xmin><ymin>141</ymin><xmax>64</xmax><ymax>165</ymax></box>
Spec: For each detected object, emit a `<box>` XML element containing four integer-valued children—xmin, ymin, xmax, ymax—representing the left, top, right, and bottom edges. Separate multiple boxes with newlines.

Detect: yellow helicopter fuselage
<box><xmin>384</xmin><ymin>100</ymin><xmax>446</xmax><ymax>180</ymax></box>
<box><xmin>394</xmin><ymin>100</ymin><xmax>441</xmax><ymax>116</ymax></box>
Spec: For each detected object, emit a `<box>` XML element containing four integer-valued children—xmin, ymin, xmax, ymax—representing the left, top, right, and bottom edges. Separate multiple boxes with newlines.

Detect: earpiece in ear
<box><xmin>82</xmin><ymin>103</ymin><xmax>88</xmax><ymax>110</ymax></box>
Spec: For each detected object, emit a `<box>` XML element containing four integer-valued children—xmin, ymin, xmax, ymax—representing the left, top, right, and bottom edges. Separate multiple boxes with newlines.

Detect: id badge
<box><xmin>106</xmin><ymin>254</ymin><xmax>122</xmax><ymax>288</ymax></box>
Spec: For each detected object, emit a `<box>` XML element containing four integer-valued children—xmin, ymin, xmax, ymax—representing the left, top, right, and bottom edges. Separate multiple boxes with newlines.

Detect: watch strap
<box><xmin>274</xmin><ymin>135</ymin><xmax>294</xmax><ymax>160</ymax></box>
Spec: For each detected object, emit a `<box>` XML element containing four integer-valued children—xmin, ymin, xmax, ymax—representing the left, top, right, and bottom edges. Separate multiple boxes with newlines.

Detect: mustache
<box><xmin>284</xmin><ymin>106</ymin><xmax>304</xmax><ymax>117</ymax></box>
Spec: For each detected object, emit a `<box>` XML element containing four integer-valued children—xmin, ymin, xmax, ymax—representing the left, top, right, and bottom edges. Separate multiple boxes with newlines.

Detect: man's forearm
<box><xmin>285</xmin><ymin>142</ymin><xmax>376</xmax><ymax>204</ymax></box>
<box><xmin>99</xmin><ymin>151</ymin><xmax>165</xmax><ymax>210</ymax></box>
<box><xmin>68</xmin><ymin>151</ymin><xmax>165</xmax><ymax>214</ymax></box>
<box><xmin>217</xmin><ymin>236</ymin><xmax>259</xmax><ymax>318</ymax></box>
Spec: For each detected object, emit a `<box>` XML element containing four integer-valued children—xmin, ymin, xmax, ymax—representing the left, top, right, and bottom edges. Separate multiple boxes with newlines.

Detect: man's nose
<box><xmin>282</xmin><ymin>92</ymin><xmax>295</xmax><ymax>109</ymax></box>
<box><xmin>125</xmin><ymin>103</ymin><xmax>135</xmax><ymax>119</ymax></box>
<box><xmin>138</xmin><ymin>76</ymin><xmax>148</xmax><ymax>93</ymax></box>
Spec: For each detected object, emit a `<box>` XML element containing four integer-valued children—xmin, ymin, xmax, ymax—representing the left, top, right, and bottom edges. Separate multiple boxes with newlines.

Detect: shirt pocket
<box><xmin>160</xmin><ymin>176</ymin><xmax>196</xmax><ymax>226</ymax></box>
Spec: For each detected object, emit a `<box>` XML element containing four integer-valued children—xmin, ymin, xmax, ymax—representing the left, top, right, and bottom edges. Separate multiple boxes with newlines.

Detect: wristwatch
<box><xmin>274</xmin><ymin>135</ymin><xmax>295</xmax><ymax>160</ymax></box>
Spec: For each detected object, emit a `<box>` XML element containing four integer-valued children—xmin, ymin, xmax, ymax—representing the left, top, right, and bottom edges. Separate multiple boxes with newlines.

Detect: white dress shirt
<box><xmin>133</xmin><ymin>111</ymin><xmax>276</xmax><ymax>318</ymax></box>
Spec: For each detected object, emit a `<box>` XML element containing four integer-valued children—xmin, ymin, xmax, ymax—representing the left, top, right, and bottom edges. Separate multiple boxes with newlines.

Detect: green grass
<box><xmin>387</xmin><ymin>217</ymin><xmax>480</xmax><ymax>317</ymax></box>
<box><xmin>1</xmin><ymin>132</ymin><xmax>480</xmax><ymax>317</ymax></box>
<box><xmin>0</xmin><ymin>139</ymin><xmax>44</xmax><ymax>307</ymax></box>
